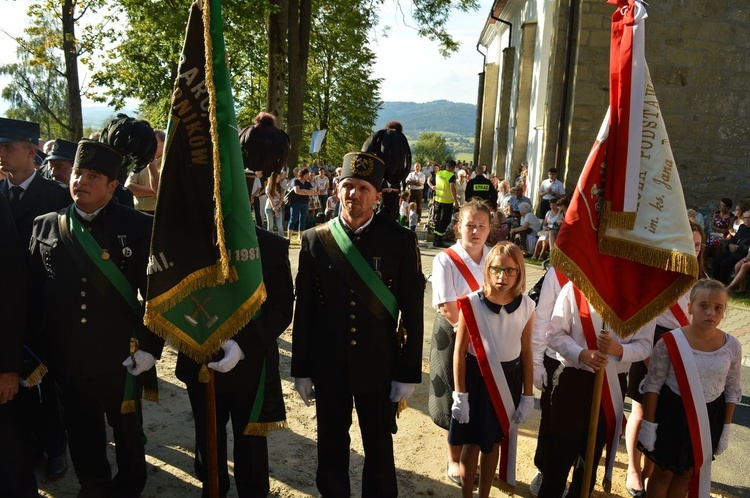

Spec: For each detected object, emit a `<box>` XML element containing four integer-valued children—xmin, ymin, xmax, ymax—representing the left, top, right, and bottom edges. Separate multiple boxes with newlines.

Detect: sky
<box><xmin>0</xmin><ymin>1</ymin><xmax>492</xmax><ymax>114</ymax></box>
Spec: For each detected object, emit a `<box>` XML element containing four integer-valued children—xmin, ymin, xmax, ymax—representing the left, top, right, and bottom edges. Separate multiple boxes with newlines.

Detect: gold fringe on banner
<box><xmin>396</xmin><ymin>400</ymin><xmax>408</xmax><ymax>417</ymax></box>
<box><xmin>143</xmin><ymin>389</ymin><xmax>159</xmax><ymax>403</ymax></box>
<box><xmin>549</xmin><ymin>248</ymin><xmax>696</xmax><ymax>338</ymax></box>
<box><xmin>23</xmin><ymin>364</ymin><xmax>48</xmax><ymax>388</ymax></box>
<box><xmin>198</xmin><ymin>364</ymin><xmax>211</xmax><ymax>383</ymax></box>
<box><xmin>604</xmin><ymin>210</ymin><xmax>637</xmax><ymax>231</ymax></box>
<box><xmin>145</xmin><ymin>264</ymin><xmax>223</xmax><ymax>317</ymax></box>
<box><xmin>121</xmin><ymin>400</ymin><xmax>136</xmax><ymax>414</ymax></box>
<box><xmin>243</xmin><ymin>420</ymin><xmax>288</xmax><ymax>437</ymax></box>
<box><xmin>598</xmin><ymin>235</ymin><xmax>699</xmax><ymax>277</ymax></box>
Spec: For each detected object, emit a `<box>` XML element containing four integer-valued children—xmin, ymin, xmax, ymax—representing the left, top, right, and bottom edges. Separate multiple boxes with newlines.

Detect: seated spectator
<box><xmin>488</xmin><ymin>209</ymin><xmax>510</xmax><ymax>246</ymax></box>
<box><xmin>726</xmin><ymin>257</ymin><xmax>750</xmax><ymax>293</ymax></box>
<box><xmin>711</xmin><ymin>209</ymin><xmax>750</xmax><ymax>284</ymax></box>
<box><xmin>705</xmin><ymin>197</ymin><xmax>733</xmax><ymax>255</ymax></box>
<box><xmin>497</xmin><ymin>180</ymin><xmax>512</xmax><ymax>212</ymax></box>
<box><xmin>728</xmin><ymin>202</ymin><xmax>748</xmax><ymax>238</ymax></box>
<box><xmin>509</xmin><ymin>202</ymin><xmax>540</xmax><ymax>256</ymax></box>
<box><xmin>531</xmin><ymin>200</ymin><xmax>562</xmax><ymax>260</ymax></box>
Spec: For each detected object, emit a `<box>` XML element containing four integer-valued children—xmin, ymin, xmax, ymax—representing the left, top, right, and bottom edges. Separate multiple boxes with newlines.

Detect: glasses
<box><xmin>488</xmin><ymin>265</ymin><xmax>519</xmax><ymax>277</ymax></box>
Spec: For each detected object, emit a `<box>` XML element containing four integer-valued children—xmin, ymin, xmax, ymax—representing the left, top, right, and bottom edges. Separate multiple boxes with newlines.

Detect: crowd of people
<box><xmin>0</xmin><ymin>111</ymin><xmax>745</xmax><ymax>498</ymax></box>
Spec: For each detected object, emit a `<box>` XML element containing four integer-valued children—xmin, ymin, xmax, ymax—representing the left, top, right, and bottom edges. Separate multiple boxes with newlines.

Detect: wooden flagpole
<box><xmin>581</xmin><ymin>327</ymin><xmax>607</xmax><ymax>498</ymax></box>
<box><xmin>206</xmin><ymin>368</ymin><xmax>219</xmax><ymax>498</ymax></box>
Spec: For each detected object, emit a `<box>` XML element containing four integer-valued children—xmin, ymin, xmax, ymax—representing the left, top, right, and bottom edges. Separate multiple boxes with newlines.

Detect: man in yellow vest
<box><xmin>432</xmin><ymin>160</ymin><xmax>459</xmax><ymax>247</ymax></box>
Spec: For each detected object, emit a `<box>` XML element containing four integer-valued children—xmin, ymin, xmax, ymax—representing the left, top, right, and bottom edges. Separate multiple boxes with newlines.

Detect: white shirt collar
<box><xmin>7</xmin><ymin>169</ymin><xmax>37</xmax><ymax>191</ymax></box>
<box><xmin>339</xmin><ymin>212</ymin><xmax>375</xmax><ymax>234</ymax></box>
<box><xmin>75</xmin><ymin>203</ymin><xmax>107</xmax><ymax>221</ymax></box>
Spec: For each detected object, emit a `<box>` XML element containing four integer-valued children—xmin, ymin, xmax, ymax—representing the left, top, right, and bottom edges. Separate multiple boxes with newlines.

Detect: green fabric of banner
<box><xmin>329</xmin><ymin>218</ymin><xmax>398</xmax><ymax>322</ymax></box>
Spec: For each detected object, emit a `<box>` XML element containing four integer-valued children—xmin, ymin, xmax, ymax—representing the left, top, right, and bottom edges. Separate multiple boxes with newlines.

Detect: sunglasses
<box><xmin>488</xmin><ymin>266</ymin><xmax>519</xmax><ymax>277</ymax></box>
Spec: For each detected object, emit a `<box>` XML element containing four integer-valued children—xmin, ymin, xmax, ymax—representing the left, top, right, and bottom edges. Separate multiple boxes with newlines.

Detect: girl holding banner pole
<box><xmin>638</xmin><ymin>279</ymin><xmax>741</xmax><ymax>498</ymax></box>
<box><xmin>450</xmin><ymin>242</ymin><xmax>535</xmax><ymax>497</ymax></box>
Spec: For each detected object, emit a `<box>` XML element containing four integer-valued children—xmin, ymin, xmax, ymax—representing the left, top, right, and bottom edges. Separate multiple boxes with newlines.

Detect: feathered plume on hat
<box><xmin>98</xmin><ymin>113</ymin><xmax>157</xmax><ymax>182</ymax></box>
<box><xmin>238</xmin><ymin>112</ymin><xmax>291</xmax><ymax>177</ymax></box>
<box><xmin>361</xmin><ymin>120</ymin><xmax>412</xmax><ymax>185</ymax></box>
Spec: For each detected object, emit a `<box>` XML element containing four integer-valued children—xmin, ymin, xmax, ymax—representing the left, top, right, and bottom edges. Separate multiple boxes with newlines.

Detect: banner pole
<box><xmin>206</xmin><ymin>368</ymin><xmax>219</xmax><ymax>498</ymax></box>
<box><xmin>581</xmin><ymin>327</ymin><xmax>607</xmax><ymax>498</ymax></box>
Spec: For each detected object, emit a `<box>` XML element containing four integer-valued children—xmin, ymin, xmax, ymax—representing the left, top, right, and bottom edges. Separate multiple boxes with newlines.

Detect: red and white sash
<box><xmin>445</xmin><ymin>247</ymin><xmax>481</xmax><ymax>292</ymax></box>
<box><xmin>458</xmin><ymin>293</ymin><xmax>518</xmax><ymax>486</ymax></box>
<box><xmin>670</xmin><ymin>302</ymin><xmax>690</xmax><ymax>327</ymax></box>
<box><xmin>661</xmin><ymin>329</ymin><xmax>712</xmax><ymax>498</ymax></box>
<box><xmin>572</xmin><ymin>286</ymin><xmax>624</xmax><ymax>485</ymax></box>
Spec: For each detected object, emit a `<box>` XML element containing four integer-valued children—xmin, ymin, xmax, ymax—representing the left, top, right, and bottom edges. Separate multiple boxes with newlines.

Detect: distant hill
<box><xmin>375</xmin><ymin>100</ymin><xmax>476</xmax><ymax>137</ymax></box>
<box><xmin>82</xmin><ymin>106</ymin><xmax>138</xmax><ymax>129</ymax></box>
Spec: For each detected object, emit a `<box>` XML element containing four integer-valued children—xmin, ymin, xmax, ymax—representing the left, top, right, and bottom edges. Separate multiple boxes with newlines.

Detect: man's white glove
<box><xmin>389</xmin><ymin>381</ymin><xmax>416</xmax><ymax>403</ymax></box>
<box><xmin>513</xmin><ymin>394</ymin><xmax>535</xmax><ymax>424</ymax></box>
<box><xmin>451</xmin><ymin>392</ymin><xmax>470</xmax><ymax>424</ymax></box>
<box><xmin>122</xmin><ymin>350</ymin><xmax>156</xmax><ymax>376</ymax></box>
<box><xmin>207</xmin><ymin>340</ymin><xmax>245</xmax><ymax>373</ymax></box>
<box><xmin>715</xmin><ymin>424</ymin><xmax>731</xmax><ymax>456</ymax></box>
<box><xmin>638</xmin><ymin>420</ymin><xmax>658</xmax><ymax>452</ymax></box>
<box><xmin>533</xmin><ymin>363</ymin><xmax>547</xmax><ymax>391</ymax></box>
<box><xmin>294</xmin><ymin>377</ymin><xmax>314</xmax><ymax>407</ymax></box>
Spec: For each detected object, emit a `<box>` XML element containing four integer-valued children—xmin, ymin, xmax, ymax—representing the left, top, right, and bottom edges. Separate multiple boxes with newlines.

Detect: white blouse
<box><xmin>431</xmin><ymin>242</ymin><xmax>489</xmax><ymax>309</ymax></box>
<box><xmin>641</xmin><ymin>331</ymin><xmax>742</xmax><ymax>404</ymax></box>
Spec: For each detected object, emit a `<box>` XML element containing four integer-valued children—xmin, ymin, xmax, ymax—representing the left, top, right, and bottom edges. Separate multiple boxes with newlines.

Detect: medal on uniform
<box><xmin>372</xmin><ymin>256</ymin><xmax>382</xmax><ymax>278</ymax></box>
<box><xmin>118</xmin><ymin>234</ymin><xmax>132</xmax><ymax>258</ymax></box>
<box><xmin>101</xmin><ymin>249</ymin><xmax>110</xmax><ymax>260</ymax></box>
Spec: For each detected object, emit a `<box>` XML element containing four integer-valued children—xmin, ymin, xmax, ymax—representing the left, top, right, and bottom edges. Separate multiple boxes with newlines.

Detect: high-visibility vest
<box><xmin>435</xmin><ymin>170</ymin><xmax>455</xmax><ymax>204</ymax></box>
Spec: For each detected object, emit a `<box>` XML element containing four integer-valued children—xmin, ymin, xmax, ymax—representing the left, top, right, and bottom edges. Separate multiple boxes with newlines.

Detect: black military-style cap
<box><xmin>0</xmin><ymin>117</ymin><xmax>40</xmax><ymax>145</ymax></box>
<box><xmin>46</xmin><ymin>139</ymin><xmax>78</xmax><ymax>162</ymax></box>
<box><xmin>34</xmin><ymin>150</ymin><xmax>47</xmax><ymax>166</ymax></box>
<box><xmin>73</xmin><ymin>139</ymin><xmax>124</xmax><ymax>180</ymax></box>
<box><xmin>340</xmin><ymin>152</ymin><xmax>385</xmax><ymax>192</ymax></box>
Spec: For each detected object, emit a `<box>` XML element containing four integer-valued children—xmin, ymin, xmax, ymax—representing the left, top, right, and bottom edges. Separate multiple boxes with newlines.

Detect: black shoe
<box><xmin>45</xmin><ymin>454</ymin><xmax>68</xmax><ymax>480</ymax></box>
<box><xmin>432</xmin><ymin>235</ymin><xmax>443</xmax><ymax>248</ymax></box>
<box><xmin>627</xmin><ymin>487</ymin><xmax>646</xmax><ymax>498</ymax></box>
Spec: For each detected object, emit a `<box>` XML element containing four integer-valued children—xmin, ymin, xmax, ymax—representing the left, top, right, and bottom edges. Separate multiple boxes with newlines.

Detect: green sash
<box><xmin>316</xmin><ymin>218</ymin><xmax>398</xmax><ymax>325</ymax></box>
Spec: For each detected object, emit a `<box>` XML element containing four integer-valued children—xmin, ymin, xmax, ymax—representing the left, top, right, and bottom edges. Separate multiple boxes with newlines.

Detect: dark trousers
<box><xmin>0</xmin><ymin>396</ymin><xmax>38</xmax><ymax>498</ymax></box>
<box><xmin>533</xmin><ymin>354</ymin><xmax>560</xmax><ymax>471</ymax></box>
<box><xmin>409</xmin><ymin>189</ymin><xmax>423</xmax><ymax>219</ymax></box>
<box><xmin>20</xmin><ymin>374</ymin><xmax>68</xmax><ymax>461</ymax></box>
<box><xmin>58</xmin><ymin>373</ymin><xmax>147</xmax><ymax>498</ymax></box>
<box><xmin>433</xmin><ymin>202</ymin><xmax>453</xmax><ymax>237</ymax></box>
<box><xmin>186</xmin><ymin>382</ymin><xmax>270</xmax><ymax>498</ymax></box>
<box><xmin>315</xmin><ymin>384</ymin><xmax>397</xmax><ymax>498</ymax></box>
<box><xmin>712</xmin><ymin>249</ymin><xmax>745</xmax><ymax>284</ymax></box>
<box><xmin>538</xmin><ymin>367</ymin><xmax>626</xmax><ymax>498</ymax></box>
<box><xmin>538</xmin><ymin>199</ymin><xmax>552</xmax><ymax>219</ymax></box>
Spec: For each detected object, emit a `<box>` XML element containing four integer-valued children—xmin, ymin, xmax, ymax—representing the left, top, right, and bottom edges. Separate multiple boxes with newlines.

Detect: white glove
<box><xmin>207</xmin><ymin>340</ymin><xmax>245</xmax><ymax>373</ymax></box>
<box><xmin>533</xmin><ymin>363</ymin><xmax>547</xmax><ymax>391</ymax></box>
<box><xmin>715</xmin><ymin>424</ymin><xmax>731</xmax><ymax>456</ymax></box>
<box><xmin>638</xmin><ymin>420</ymin><xmax>658</xmax><ymax>452</ymax></box>
<box><xmin>294</xmin><ymin>377</ymin><xmax>314</xmax><ymax>407</ymax></box>
<box><xmin>389</xmin><ymin>381</ymin><xmax>416</xmax><ymax>403</ymax></box>
<box><xmin>513</xmin><ymin>394</ymin><xmax>535</xmax><ymax>424</ymax></box>
<box><xmin>122</xmin><ymin>350</ymin><xmax>156</xmax><ymax>376</ymax></box>
<box><xmin>451</xmin><ymin>392</ymin><xmax>470</xmax><ymax>424</ymax></box>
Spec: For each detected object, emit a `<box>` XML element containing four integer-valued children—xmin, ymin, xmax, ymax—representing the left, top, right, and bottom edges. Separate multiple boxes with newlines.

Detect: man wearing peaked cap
<box><xmin>292</xmin><ymin>151</ymin><xmax>425</xmax><ymax>497</ymax></box>
<box><xmin>46</xmin><ymin>138</ymin><xmax>78</xmax><ymax>186</ymax></box>
<box><xmin>27</xmin><ymin>139</ymin><xmax>164</xmax><ymax>497</ymax></box>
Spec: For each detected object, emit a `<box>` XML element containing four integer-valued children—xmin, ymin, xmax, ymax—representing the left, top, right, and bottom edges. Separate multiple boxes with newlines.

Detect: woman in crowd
<box><xmin>456</xmin><ymin>169</ymin><xmax>468</xmax><ymax>206</ymax></box>
<box><xmin>450</xmin><ymin>241</ymin><xmax>535</xmax><ymax>498</ymax></box>
<box><xmin>264</xmin><ymin>171</ymin><xmax>285</xmax><ymax>236</ymax></box>
<box><xmin>531</xmin><ymin>200</ymin><xmax>562</xmax><ymax>260</ymax></box>
<box><xmin>624</xmin><ymin>221</ymin><xmax>707</xmax><ymax>497</ymax></box>
<box><xmin>287</xmin><ymin>168</ymin><xmax>316</xmax><ymax>243</ymax></box>
<box><xmin>726</xmin><ymin>256</ymin><xmax>750</xmax><ymax>293</ymax></box>
<box><xmin>705</xmin><ymin>198</ymin><xmax>733</xmax><ymax>255</ymax></box>
<box><xmin>429</xmin><ymin>200</ymin><xmax>493</xmax><ymax>486</ymax></box>
<box><xmin>497</xmin><ymin>180</ymin><xmax>512</xmax><ymax>214</ymax></box>
<box><xmin>638</xmin><ymin>279</ymin><xmax>741</xmax><ymax>498</ymax></box>
<box><xmin>509</xmin><ymin>202</ymin><xmax>541</xmax><ymax>256</ymax></box>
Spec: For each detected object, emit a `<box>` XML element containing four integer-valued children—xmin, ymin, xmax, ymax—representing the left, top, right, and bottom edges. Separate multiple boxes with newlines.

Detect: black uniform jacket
<box><xmin>0</xmin><ymin>195</ymin><xmax>26</xmax><ymax>373</ymax></box>
<box><xmin>176</xmin><ymin>228</ymin><xmax>294</xmax><ymax>401</ymax></box>
<box><xmin>291</xmin><ymin>212</ymin><xmax>425</xmax><ymax>393</ymax></box>
<box><xmin>465</xmin><ymin>175</ymin><xmax>498</xmax><ymax>210</ymax></box>
<box><xmin>1</xmin><ymin>173</ymin><xmax>71</xmax><ymax>251</ymax></box>
<box><xmin>27</xmin><ymin>199</ymin><xmax>163</xmax><ymax>379</ymax></box>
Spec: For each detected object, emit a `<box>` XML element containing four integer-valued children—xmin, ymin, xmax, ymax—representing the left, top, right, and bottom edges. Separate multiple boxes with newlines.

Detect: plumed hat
<box><xmin>73</xmin><ymin>140</ymin><xmax>124</xmax><ymax>180</ymax></box>
<box><xmin>98</xmin><ymin>113</ymin><xmax>157</xmax><ymax>182</ymax></box>
<box><xmin>238</xmin><ymin>112</ymin><xmax>290</xmax><ymax>177</ymax></box>
<box><xmin>340</xmin><ymin>152</ymin><xmax>385</xmax><ymax>192</ymax></box>
<box><xmin>361</xmin><ymin>120</ymin><xmax>411</xmax><ymax>185</ymax></box>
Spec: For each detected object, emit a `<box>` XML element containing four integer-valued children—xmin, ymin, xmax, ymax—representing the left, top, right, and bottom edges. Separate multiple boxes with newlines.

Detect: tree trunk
<box><xmin>287</xmin><ymin>0</ymin><xmax>311</xmax><ymax>169</ymax></box>
<box><xmin>267</xmin><ymin>0</ymin><xmax>287</xmax><ymax>126</ymax></box>
<box><xmin>62</xmin><ymin>0</ymin><xmax>83</xmax><ymax>140</ymax></box>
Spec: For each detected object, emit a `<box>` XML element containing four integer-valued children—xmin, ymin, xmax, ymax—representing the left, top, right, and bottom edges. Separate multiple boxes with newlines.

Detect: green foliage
<box><xmin>412</xmin><ymin>131</ymin><xmax>454</xmax><ymax>164</ymax></box>
<box><xmin>301</xmin><ymin>0</ymin><xmax>381</xmax><ymax>164</ymax></box>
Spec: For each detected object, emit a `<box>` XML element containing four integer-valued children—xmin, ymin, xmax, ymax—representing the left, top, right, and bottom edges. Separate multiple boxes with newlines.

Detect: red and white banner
<box><xmin>458</xmin><ymin>294</ymin><xmax>518</xmax><ymax>487</ymax></box>
<box><xmin>551</xmin><ymin>0</ymin><xmax>698</xmax><ymax>337</ymax></box>
<box><xmin>662</xmin><ymin>329</ymin><xmax>712</xmax><ymax>498</ymax></box>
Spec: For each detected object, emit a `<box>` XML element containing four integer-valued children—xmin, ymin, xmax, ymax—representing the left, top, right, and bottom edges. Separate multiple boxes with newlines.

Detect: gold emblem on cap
<box><xmin>352</xmin><ymin>154</ymin><xmax>374</xmax><ymax>176</ymax></box>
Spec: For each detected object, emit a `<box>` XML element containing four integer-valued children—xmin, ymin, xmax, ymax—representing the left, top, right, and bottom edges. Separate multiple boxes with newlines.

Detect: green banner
<box><xmin>144</xmin><ymin>0</ymin><xmax>265</xmax><ymax>363</ymax></box>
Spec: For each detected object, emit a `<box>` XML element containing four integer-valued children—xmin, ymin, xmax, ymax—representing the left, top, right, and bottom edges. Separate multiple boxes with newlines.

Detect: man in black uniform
<box><xmin>0</xmin><ymin>118</ymin><xmax>71</xmax><ymax>480</ymax></box>
<box><xmin>28</xmin><ymin>140</ymin><xmax>163</xmax><ymax>498</ymax></box>
<box><xmin>0</xmin><ymin>194</ymin><xmax>37</xmax><ymax>497</ymax></box>
<box><xmin>465</xmin><ymin>164</ymin><xmax>497</xmax><ymax>210</ymax></box>
<box><xmin>292</xmin><ymin>152</ymin><xmax>424</xmax><ymax>498</ymax></box>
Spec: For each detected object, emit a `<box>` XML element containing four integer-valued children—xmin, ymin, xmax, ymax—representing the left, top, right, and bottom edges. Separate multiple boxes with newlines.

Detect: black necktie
<box><xmin>9</xmin><ymin>186</ymin><xmax>24</xmax><ymax>212</ymax></box>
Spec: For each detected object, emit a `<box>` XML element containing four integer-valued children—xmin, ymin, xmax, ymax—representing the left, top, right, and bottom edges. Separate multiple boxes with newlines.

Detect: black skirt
<box><xmin>639</xmin><ymin>386</ymin><xmax>726</xmax><ymax>476</ymax></box>
<box><xmin>429</xmin><ymin>314</ymin><xmax>457</xmax><ymax>430</ymax></box>
<box><xmin>448</xmin><ymin>353</ymin><xmax>522</xmax><ymax>454</ymax></box>
<box><xmin>627</xmin><ymin>324</ymin><xmax>671</xmax><ymax>403</ymax></box>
